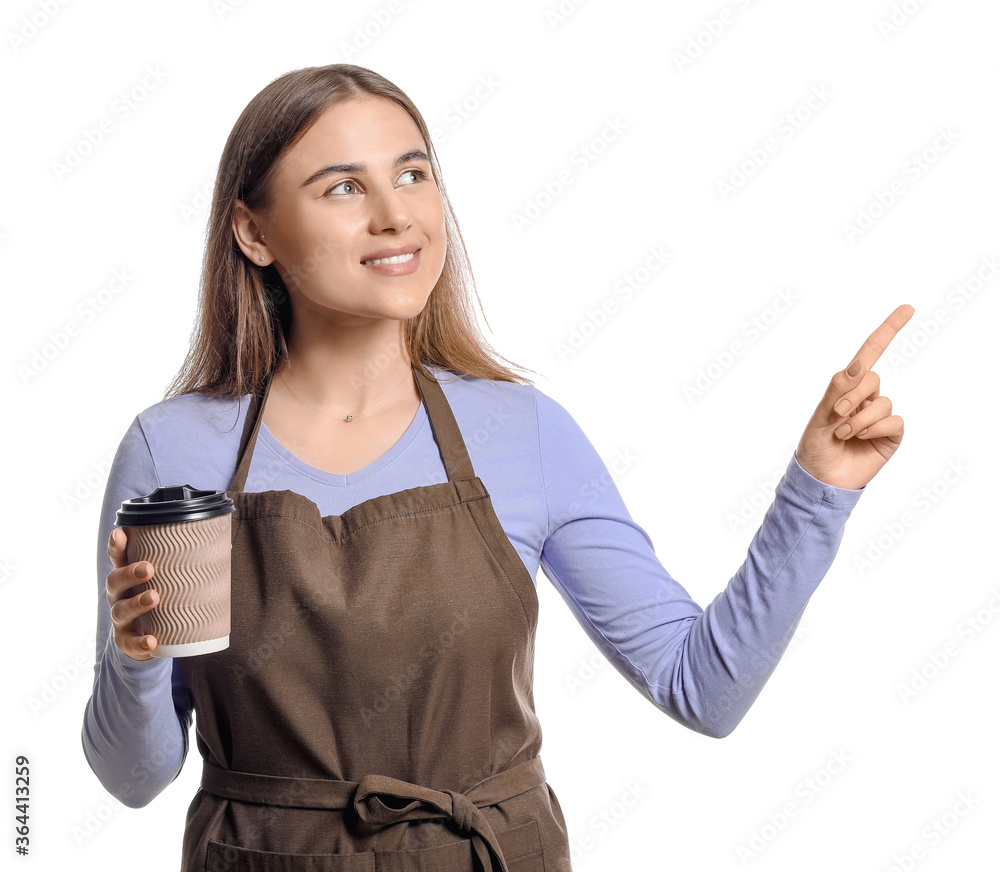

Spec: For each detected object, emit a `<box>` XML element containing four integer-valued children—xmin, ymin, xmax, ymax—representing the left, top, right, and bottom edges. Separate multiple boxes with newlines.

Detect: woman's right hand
<box><xmin>106</xmin><ymin>528</ymin><xmax>160</xmax><ymax>660</ymax></box>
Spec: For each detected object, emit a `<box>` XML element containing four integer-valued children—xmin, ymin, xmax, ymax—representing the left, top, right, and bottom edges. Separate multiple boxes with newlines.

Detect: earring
<box><xmin>259</xmin><ymin>254</ymin><xmax>264</xmax><ymax>261</ymax></box>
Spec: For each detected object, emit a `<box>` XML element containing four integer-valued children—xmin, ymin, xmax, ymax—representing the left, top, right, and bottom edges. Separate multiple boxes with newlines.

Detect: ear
<box><xmin>231</xmin><ymin>200</ymin><xmax>271</xmax><ymax>266</ymax></box>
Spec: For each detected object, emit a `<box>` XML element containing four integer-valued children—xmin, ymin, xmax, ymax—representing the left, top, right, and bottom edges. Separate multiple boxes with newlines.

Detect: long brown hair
<box><xmin>166</xmin><ymin>64</ymin><xmax>533</xmax><ymax>400</ymax></box>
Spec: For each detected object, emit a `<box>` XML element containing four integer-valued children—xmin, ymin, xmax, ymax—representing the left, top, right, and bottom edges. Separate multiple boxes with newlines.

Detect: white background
<box><xmin>2</xmin><ymin>0</ymin><xmax>997</xmax><ymax>869</ymax></box>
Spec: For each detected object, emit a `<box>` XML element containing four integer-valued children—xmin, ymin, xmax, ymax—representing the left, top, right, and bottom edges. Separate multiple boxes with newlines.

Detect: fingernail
<box><xmin>140</xmin><ymin>637</ymin><xmax>151</xmax><ymax>650</ymax></box>
<box><xmin>835</xmin><ymin>423</ymin><xmax>852</xmax><ymax>439</ymax></box>
<box><xmin>139</xmin><ymin>591</ymin><xmax>153</xmax><ymax>606</ymax></box>
<box><xmin>109</xmin><ymin>530</ymin><xmax>117</xmax><ymax>548</ymax></box>
<box><xmin>834</xmin><ymin>399</ymin><xmax>852</xmax><ymax>416</ymax></box>
<box><xmin>847</xmin><ymin>360</ymin><xmax>862</xmax><ymax>377</ymax></box>
<box><xmin>135</xmin><ymin>563</ymin><xmax>148</xmax><ymax>579</ymax></box>
<box><xmin>857</xmin><ymin>428</ymin><xmax>868</xmax><ymax>438</ymax></box>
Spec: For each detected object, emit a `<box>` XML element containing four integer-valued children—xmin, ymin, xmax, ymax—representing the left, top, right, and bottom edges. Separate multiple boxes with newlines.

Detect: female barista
<box><xmin>83</xmin><ymin>63</ymin><xmax>912</xmax><ymax>871</ymax></box>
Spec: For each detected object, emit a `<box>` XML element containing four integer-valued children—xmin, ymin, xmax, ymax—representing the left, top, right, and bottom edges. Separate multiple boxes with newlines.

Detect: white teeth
<box><xmin>363</xmin><ymin>252</ymin><xmax>415</xmax><ymax>265</ymax></box>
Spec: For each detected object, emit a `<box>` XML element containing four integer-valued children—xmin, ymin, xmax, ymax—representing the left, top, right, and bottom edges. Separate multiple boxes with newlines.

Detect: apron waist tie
<box><xmin>201</xmin><ymin>756</ymin><xmax>547</xmax><ymax>872</ymax></box>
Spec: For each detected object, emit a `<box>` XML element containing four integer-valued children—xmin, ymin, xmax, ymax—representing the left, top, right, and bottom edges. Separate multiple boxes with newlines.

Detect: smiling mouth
<box><xmin>362</xmin><ymin>252</ymin><xmax>416</xmax><ymax>266</ymax></box>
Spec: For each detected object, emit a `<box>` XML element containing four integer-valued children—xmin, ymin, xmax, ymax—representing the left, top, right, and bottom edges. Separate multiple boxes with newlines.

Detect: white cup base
<box><xmin>152</xmin><ymin>635</ymin><xmax>230</xmax><ymax>658</ymax></box>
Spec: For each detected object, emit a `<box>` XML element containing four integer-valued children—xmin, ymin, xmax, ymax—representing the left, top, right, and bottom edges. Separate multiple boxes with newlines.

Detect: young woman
<box><xmin>83</xmin><ymin>63</ymin><xmax>912</xmax><ymax>871</ymax></box>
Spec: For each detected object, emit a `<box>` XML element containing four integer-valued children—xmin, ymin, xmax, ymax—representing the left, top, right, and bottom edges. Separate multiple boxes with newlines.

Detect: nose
<box><xmin>367</xmin><ymin>182</ymin><xmax>413</xmax><ymax>234</ymax></box>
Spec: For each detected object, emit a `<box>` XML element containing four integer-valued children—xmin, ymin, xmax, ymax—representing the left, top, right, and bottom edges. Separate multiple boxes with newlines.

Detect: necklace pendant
<box><xmin>345</xmin><ymin>414</ymin><xmax>354</xmax><ymax>422</ymax></box>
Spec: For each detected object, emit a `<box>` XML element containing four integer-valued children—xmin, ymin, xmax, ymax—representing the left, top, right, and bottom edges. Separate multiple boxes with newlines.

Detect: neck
<box><xmin>277</xmin><ymin>316</ymin><xmax>415</xmax><ymax>413</ymax></box>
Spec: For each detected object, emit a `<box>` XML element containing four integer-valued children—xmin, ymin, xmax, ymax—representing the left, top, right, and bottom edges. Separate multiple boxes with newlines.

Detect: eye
<box><xmin>398</xmin><ymin>169</ymin><xmax>427</xmax><ymax>185</ymax></box>
<box><xmin>326</xmin><ymin>179</ymin><xmax>360</xmax><ymax>196</ymax></box>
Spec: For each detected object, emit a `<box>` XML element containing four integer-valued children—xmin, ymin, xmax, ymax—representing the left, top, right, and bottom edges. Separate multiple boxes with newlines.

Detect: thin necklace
<box><xmin>278</xmin><ymin>368</ymin><xmax>414</xmax><ymax>422</ymax></box>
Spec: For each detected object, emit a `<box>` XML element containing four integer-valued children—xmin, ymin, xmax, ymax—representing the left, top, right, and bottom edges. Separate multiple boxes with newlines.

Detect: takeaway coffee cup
<box><xmin>116</xmin><ymin>485</ymin><xmax>235</xmax><ymax>657</ymax></box>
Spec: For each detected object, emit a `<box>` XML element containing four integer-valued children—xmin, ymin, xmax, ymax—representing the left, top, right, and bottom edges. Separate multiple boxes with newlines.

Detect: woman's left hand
<box><xmin>794</xmin><ymin>304</ymin><xmax>914</xmax><ymax>490</ymax></box>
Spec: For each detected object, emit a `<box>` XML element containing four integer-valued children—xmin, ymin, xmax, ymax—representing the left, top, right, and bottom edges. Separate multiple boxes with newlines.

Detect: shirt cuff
<box><xmin>105</xmin><ymin>628</ymin><xmax>173</xmax><ymax>683</ymax></box>
<box><xmin>787</xmin><ymin>452</ymin><xmax>866</xmax><ymax>511</ymax></box>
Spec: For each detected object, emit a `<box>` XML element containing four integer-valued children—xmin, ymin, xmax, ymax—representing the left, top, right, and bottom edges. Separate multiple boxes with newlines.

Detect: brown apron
<box><xmin>177</xmin><ymin>363</ymin><xmax>573</xmax><ymax>871</ymax></box>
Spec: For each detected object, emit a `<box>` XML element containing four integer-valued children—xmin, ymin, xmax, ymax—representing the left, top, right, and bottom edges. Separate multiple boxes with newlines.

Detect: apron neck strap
<box><xmin>411</xmin><ymin>364</ymin><xmax>475</xmax><ymax>482</ymax></box>
<box><xmin>230</xmin><ymin>375</ymin><xmax>272</xmax><ymax>494</ymax></box>
<box><xmin>229</xmin><ymin>363</ymin><xmax>476</xmax><ymax>495</ymax></box>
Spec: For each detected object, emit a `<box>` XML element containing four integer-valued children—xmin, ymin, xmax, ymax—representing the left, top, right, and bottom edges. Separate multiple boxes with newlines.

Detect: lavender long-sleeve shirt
<box><xmin>82</xmin><ymin>366</ymin><xmax>864</xmax><ymax>807</ymax></box>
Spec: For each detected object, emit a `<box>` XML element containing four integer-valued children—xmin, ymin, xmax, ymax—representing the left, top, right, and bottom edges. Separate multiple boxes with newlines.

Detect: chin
<box><xmin>383</xmin><ymin>288</ymin><xmax>434</xmax><ymax>320</ymax></box>
<box><xmin>392</xmin><ymin>299</ymin><xmax>432</xmax><ymax>322</ymax></box>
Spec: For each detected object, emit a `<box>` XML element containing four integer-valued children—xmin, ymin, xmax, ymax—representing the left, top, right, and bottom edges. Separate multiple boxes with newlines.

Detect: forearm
<box><xmin>81</xmin><ymin>630</ymin><xmax>188</xmax><ymax>807</ymax></box>
<box><xmin>662</xmin><ymin>453</ymin><xmax>863</xmax><ymax>736</ymax></box>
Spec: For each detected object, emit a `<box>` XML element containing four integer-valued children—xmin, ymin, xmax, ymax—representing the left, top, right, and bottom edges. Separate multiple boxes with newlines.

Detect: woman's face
<box><xmin>244</xmin><ymin>96</ymin><xmax>447</xmax><ymax>328</ymax></box>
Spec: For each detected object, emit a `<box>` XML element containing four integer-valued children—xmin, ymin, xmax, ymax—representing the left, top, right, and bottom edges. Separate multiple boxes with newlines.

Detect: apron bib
<box><xmin>177</xmin><ymin>363</ymin><xmax>572</xmax><ymax>871</ymax></box>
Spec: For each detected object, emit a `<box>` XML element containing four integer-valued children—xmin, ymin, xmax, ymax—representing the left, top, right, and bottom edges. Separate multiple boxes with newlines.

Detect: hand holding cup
<box><xmin>106</xmin><ymin>528</ymin><xmax>160</xmax><ymax>660</ymax></box>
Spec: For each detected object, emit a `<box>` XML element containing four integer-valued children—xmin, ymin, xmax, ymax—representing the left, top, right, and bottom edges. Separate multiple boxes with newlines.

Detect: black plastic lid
<box><xmin>116</xmin><ymin>485</ymin><xmax>235</xmax><ymax>526</ymax></box>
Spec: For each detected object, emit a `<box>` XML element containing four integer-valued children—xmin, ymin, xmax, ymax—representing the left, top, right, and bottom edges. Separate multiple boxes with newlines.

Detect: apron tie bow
<box><xmin>351</xmin><ymin>773</ymin><xmax>509</xmax><ymax>871</ymax></box>
<box><xmin>443</xmin><ymin>789</ymin><xmax>479</xmax><ymax>834</ymax></box>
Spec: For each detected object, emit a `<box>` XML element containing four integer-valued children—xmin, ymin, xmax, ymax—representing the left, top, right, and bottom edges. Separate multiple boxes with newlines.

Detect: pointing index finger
<box><xmin>847</xmin><ymin>304</ymin><xmax>915</xmax><ymax>373</ymax></box>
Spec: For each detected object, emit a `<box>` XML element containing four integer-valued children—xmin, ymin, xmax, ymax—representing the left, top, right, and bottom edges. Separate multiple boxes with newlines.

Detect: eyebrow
<box><xmin>300</xmin><ymin>149</ymin><xmax>431</xmax><ymax>188</ymax></box>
